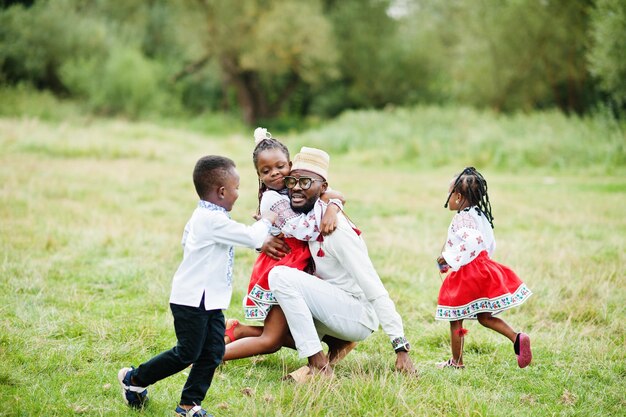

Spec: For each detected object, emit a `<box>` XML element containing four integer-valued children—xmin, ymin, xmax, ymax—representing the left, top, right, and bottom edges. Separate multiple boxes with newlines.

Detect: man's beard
<box><xmin>291</xmin><ymin>195</ymin><xmax>317</xmax><ymax>214</ymax></box>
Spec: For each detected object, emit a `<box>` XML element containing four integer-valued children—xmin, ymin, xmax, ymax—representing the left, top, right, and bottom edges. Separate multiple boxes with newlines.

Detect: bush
<box><xmin>0</xmin><ymin>1</ymin><xmax>108</xmax><ymax>90</ymax></box>
<box><xmin>293</xmin><ymin>105</ymin><xmax>626</xmax><ymax>173</ymax></box>
<box><xmin>61</xmin><ymin>46</ymin><xmax>172</xmax><ymax>118</ymax></box>
<box><xmin>0</xmin><ymin>84</ymin><xmax>83</xmax><ymax>120</ymax></box>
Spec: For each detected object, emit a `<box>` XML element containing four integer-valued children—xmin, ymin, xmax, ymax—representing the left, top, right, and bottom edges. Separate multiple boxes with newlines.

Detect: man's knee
<box><xmin>268</xmin><ymin>266</ymin><xmax>293</xmax><ymax>292</ymax></box>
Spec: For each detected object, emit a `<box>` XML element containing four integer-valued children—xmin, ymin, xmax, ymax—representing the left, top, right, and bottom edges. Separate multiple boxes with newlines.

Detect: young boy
<box><xmin>118</xmin><ymin>155</ymin><xmax>276</xmax><ymax>417</ymax></box>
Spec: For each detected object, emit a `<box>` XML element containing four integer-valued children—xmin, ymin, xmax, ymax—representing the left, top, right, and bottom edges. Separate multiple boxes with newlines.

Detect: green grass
<box><xmin>0</xmin><ymin>109</ymin><xmax>625</xmax><ymax>416</ymax></box>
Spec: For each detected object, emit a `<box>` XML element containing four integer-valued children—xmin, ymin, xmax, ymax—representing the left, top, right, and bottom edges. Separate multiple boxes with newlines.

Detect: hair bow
<box><xmin>253</xmin><ymin>127</ymin><xmax>272</xmax><ymax>145</ymax></box>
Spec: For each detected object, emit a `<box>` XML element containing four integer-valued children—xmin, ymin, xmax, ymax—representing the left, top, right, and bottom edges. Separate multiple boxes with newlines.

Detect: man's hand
<box><xmin>261</xmin><ymin>234</ymin><xmax>290</xmax><ymax>260</ymax></box>
<box><xmin>395</xmin><ymin>351</ymin><xmax>417</xmax><ymax>375</ymax></box>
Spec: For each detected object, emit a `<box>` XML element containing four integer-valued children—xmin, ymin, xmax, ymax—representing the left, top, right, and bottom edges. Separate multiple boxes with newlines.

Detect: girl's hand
<box><xmin>436</xmin><ymin>256</ymin><xmax>450</xmax><ymax>273</ymax></box>
<box><xmin>320</xmin><ymin>203</ymin><xmax>341</xmax><ymax>236</ymax></box>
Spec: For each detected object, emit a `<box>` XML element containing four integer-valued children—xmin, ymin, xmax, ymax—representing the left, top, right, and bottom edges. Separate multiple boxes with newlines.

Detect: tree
<box><xmin>449</xmin><ymin>0</ymin><xmax>592</xmax><ymax>112</ymax></box>
<box><xmin>180</xmin><ymin>0</ymin><xmax>338</xmax><ymax>124</ymax></box>
<box><xmin>588</xmin><ymin>0</ymin><xmax>626</xmax><ymax>106</ymax></box>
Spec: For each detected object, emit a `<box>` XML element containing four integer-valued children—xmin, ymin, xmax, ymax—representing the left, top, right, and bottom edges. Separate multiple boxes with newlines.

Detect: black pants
<box><xmin>132</xmin><ymin>302</ymin><xmax>225</xmax><ymax>406</ymax></box>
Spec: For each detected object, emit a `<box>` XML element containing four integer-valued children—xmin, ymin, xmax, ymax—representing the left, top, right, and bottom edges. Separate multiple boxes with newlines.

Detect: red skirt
<box><xmin>244</xmin><ymin>237</ymin><xmax>311</xmax><ymax>321</ymax></box>
<box><xmin>435</xmin><ymin>251</ymin><xmax>532</xmax><ymax>321</ymax></box>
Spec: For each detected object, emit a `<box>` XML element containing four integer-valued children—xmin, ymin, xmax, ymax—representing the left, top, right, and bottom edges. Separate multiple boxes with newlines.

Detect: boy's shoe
<box><xmin>515</xmin><ymin>333</ymin><xmax>532</xmax><ymax>368</ymax></box>
<box><xmin>175</xmin><ymin>405</ymin><xmax>213</xmax><ymax>417</ymax></box>
<box><xmin>117</xmin><ymin>367</ymin><xmax>148</xmax><ymax>408</ymax></box>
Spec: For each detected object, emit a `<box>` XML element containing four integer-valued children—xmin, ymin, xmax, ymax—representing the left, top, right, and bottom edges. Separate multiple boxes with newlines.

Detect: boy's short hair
<box><xmin>193</xmin><ymin>155</ymin><xmax>236</xmax><ymax>199</ymax></box>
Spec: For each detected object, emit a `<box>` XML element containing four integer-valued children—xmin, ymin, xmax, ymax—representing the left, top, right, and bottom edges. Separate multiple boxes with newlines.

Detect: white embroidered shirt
<box><xmin>260</xmin><ymin>189</ymin><xmax>343</xmax><ymax>241</ymax></box>
<box><xmin>169</xmin><ymin>200</ymin><xmax>271</xmax><ymax>310</ymax></box>
<box><xmin>441</xmin><ymin>206</ymin><xmax>496</xmax><ymax>271</ymax></box>
<box><xmin>310</xmin><ymin>210</ymin><xmax>407</xmax><ymax>348</ymax></box>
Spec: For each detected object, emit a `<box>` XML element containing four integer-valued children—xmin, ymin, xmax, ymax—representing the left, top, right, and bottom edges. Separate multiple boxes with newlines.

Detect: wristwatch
<box><xmin>392</xmin><ymin>336</ymin><xmax>410</xmax><ymax>353</ymax></box>
<box><xmin>395</xmin><ymin>344</ymin><xmax>410</xmax><ymax>353</ymax></box>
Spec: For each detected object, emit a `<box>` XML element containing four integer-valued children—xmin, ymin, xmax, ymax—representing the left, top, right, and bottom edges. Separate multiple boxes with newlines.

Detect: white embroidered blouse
<box><xmin>259</xmin><ymin>189</ymin><xmax>342</xmax><ymax>241</ymax></box>
<box><xmin>441</xmin><ymin>206</ymin><xmax>496</xmax><ymax>271</ymax></box>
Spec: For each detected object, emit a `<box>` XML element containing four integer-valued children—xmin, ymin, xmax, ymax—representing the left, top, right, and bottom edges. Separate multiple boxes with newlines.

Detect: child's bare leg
<box><xmin>476</xmin><ymin>313</ymin><xmax>516</xmax><ymax>342</ymax></box>
<box><xmin>223</xmin><ymin>306</ymin><xmax>293</xmax><ymax>361</ymax></box>
<box><xmin>477</xmin><ymin>312</ymin><xmax>532</xmax><ymax>367</ymax></box>
<box><xmin>450</xmin><ymin>320</ymin><xmax>464</xmax><ymax>364</ymax></box>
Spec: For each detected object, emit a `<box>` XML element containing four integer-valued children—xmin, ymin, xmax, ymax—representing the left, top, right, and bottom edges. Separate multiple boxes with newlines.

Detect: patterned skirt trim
<box><xmin>243</xmin><ymin>285</ymin><xmax>278</xmax><ymax>321</ymax></box>
<box><xmin>435</xmin><ymin>283</ymin><xmax>532</xmax><ymax>321</ymax></box>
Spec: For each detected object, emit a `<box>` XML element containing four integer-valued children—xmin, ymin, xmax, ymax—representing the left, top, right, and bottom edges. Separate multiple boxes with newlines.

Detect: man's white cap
<box><xmin>291</xmin><ymin>146</ymin><xmax>330</xmax><ymax>180</ymax></box>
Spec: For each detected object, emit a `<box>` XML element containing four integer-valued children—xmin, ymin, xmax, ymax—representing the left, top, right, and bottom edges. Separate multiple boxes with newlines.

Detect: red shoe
<box><xmin>516</xmin><ymin>333</ymin><xmax>532</xmax><ymax>368</ymax></box>
<box><xmin>224</xmin><ymin>319</ymin><xmax>239</xmax><ymax>344</ymax></box>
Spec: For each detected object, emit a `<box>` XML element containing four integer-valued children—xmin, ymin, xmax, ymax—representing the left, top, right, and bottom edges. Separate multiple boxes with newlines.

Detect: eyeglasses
<box><xmin>284</xmin><ymin>176</ymin><xmax>323</xmax><ymax>190</ymax></box>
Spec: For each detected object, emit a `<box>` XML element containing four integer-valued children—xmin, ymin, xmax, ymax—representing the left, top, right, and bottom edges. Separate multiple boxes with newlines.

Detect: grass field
<box><xmin>1</xmin><ymin>109</ymin><xmax>625</xmax><ymax>416</ymax></box>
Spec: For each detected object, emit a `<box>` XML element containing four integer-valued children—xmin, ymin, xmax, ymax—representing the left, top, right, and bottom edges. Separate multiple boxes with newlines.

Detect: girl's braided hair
<box><xmin>252</xmin><ymin>137</ymin><xmax>290</xmax><ymax>215</ymax></box>
<box><xmin>444</xmin><ymin>167</ymin><xmax>495</xmax><ymax>228</ymax></box>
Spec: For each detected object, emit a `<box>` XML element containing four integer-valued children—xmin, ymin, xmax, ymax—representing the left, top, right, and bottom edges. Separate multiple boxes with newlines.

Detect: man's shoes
<box><xmin>117</xmin><ymin>367</ymin><xmax>148</xmax><ymax>408</ymax></box>
<box><xmin>175</xmin><ymin>405</ymin><xmax>213</xmax><ymax>417</ymax></box>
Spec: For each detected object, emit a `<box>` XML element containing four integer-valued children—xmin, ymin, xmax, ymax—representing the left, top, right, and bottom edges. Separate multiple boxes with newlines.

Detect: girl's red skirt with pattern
<box><xmin>435</xmin><ymin>251</ymin><xmax>532</xmax><ymax>321</ymax></box>
<box><xmin>244</xmin><ymin>237</ymin><xmax>311</xmax><ymax>321</ymax></box>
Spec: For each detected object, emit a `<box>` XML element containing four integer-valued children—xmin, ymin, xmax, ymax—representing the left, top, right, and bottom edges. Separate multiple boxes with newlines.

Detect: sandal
<box><xmin>224</xmin><ymin>319</ymin><xmax>239</xmax><ymax>344</ymax></box>
<box><xmin>436</xmin><ymin>358</ymin><xmax>465</xmax><ymax>369</ymax></box>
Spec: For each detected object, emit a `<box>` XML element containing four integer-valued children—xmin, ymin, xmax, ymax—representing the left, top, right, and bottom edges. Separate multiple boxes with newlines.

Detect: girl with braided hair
<box><xmin>435</xmin><ymin>167</ymin><xmax>533</xmax><ymax>369</ymax></box>
<box><xmin>222</xmin><ymin>128</ymin><xmax>348</xmax><ymax>362</ymax></box>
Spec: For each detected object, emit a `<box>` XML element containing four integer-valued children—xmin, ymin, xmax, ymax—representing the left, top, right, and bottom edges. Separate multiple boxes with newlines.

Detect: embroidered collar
<box><xmin>198</xmin><ymin>200</ymin><xmax>228</xmax><ymax>214</ymax></box>
<box><xmin>460</xmin><ymin>206</ymin><xmax>482</xmax><ymax>216</ymax></box>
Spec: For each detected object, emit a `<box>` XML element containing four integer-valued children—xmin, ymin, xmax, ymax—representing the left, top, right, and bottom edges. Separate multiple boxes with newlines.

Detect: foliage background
<box><xmin>1</xmin><ymin>0</ymin><xmax>626</xmax><ymax>123</ymax></box>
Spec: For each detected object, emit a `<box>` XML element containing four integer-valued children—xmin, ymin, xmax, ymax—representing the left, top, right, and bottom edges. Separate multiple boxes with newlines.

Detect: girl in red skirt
<box><xmin>222</xmin><ymin>128</ymin><xmax>345</xmax><ymax>361</ymax></box>
<box><xmin>435</xmin><ymin>167</ymin><xmax>532</xmax><ymax>369</ymax></box>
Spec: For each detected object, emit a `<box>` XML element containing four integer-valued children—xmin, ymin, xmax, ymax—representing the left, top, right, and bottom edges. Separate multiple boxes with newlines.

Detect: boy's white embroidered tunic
<box><xmin>169</xmin><ymin>201</ymin><xmax>271</xmax><ymax>310</ymax></box>
<box><xmin>442</xmin><ymin>207</ymin><xmax>496</xmax><ymax>271</ymax></box>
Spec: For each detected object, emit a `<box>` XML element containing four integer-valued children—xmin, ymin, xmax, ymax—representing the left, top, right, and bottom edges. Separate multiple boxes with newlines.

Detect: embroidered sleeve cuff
<box><xmin>391</xmin><ymin>337</ymin><xmax>410</xmax><ymax>352</ymax></box>
<box><xmin>328</xmin><ymin>198</ymin><xmax>343</xmax><ymax>211</ymax></box>
<box><xmin>260</xmin><ymin>218</ymin><xmax>273</xmax><ymax>229</ymax></box>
